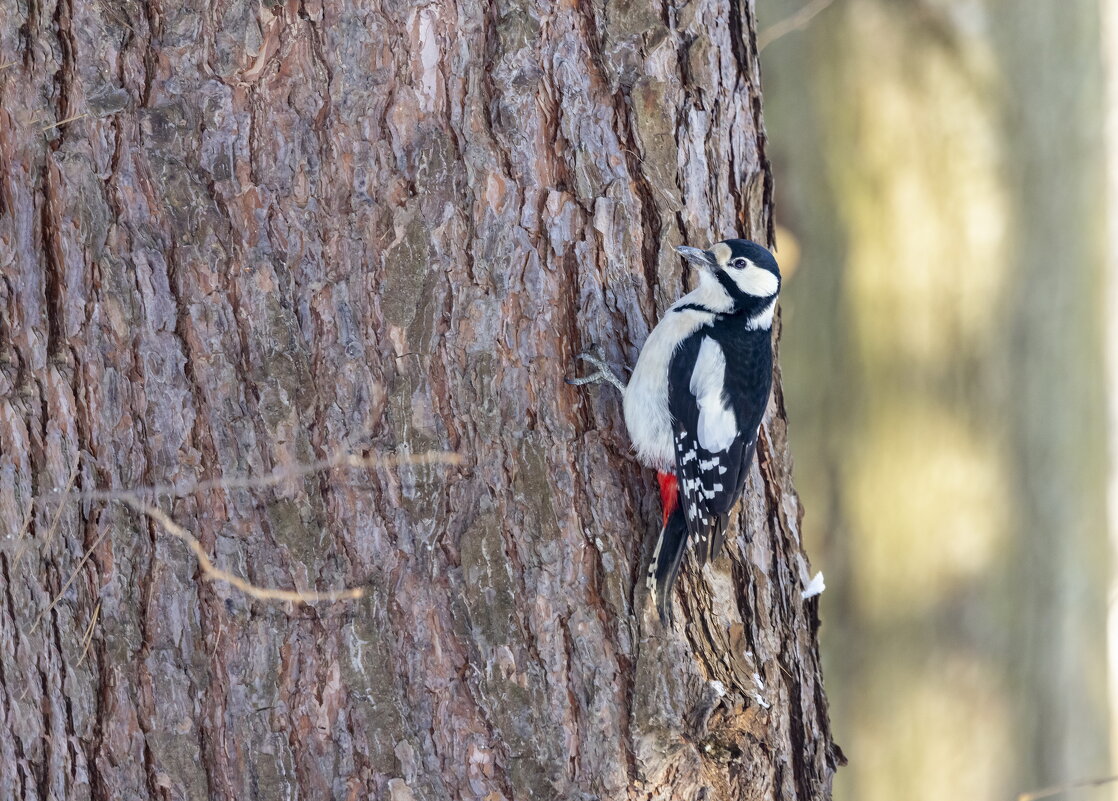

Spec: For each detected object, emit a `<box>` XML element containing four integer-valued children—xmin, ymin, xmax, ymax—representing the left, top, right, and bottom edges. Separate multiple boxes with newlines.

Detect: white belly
<box><xmin>622</xmin><ymin>307</ymin><xmax>712</xmax><ymax>470</ymax></box>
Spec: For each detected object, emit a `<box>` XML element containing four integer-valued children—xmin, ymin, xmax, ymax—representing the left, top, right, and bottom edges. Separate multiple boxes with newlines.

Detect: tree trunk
<box><xmin>0</xmin><ymin>1</ymin><xmax>837</xmax><ymax>799</ymax></box>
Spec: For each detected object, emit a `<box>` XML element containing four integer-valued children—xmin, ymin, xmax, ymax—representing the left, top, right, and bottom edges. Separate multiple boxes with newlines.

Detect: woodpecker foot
<box><xmin>565</xmin><ymin>344</ymin><xmax>626</xmax><ymax>392</ymax></box>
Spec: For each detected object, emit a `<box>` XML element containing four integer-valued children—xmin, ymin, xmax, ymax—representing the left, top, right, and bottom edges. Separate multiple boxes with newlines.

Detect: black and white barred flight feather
<box><xmin>669</xmin><ymin>323</ymin><xmax>771</xmax><ymax>565</ymax></box>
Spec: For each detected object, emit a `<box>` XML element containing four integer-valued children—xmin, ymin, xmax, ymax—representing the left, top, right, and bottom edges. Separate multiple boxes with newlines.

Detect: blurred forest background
<box><xmin>757</xmin><ymin>0</ymin><xmax>1113</xmax><ymax>799</ymax></box>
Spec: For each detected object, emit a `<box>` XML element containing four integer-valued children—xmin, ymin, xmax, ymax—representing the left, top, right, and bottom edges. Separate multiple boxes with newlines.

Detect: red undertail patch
<box><xmin>657</xmin><ymin>471</ymin><xmax>679</xmax><ymax>527</ymax></box>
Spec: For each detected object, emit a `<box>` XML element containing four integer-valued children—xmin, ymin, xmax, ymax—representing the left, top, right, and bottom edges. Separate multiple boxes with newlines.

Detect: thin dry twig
<box><xmin>76</xmin><ymin>601</ymin><xmax>101</xmax><ymax>667</ymax></box>
<box><xmin>1017</xmin><ymin>775</ymin><xmax>1118</xmax><ymax>801</ymax></box>
<box><xmin>14</xmin><ymin>462</ymin><xmax>80</xmax><ymax>566</ymax></box>
<box><xmin>122</xmin><ymin>499</ymin><xmax>366</xmax><ymax>604</ymax></box>
<box><xmin>41</xmin><ymin>112</ymin><xmax>89</xmax><ymax>130</ymax></box>
<box><xmin>29</xmin><ymin>527</ymin><xmax>110</xmax><ymax>633</ymax></box>
<box><xmin>758</xmin><ymin>0</ymin><xmax>836</xmax><ymax>51</ymax></box>
<box><xmin>94</xmin><ymin>0</ymin><xmax>136</xmax><ymax>32</ymax></box>
<box><xmin>11</xmin><ymin>503</ymin><xmax>33</xmax><ymax>553</ymax></box>
<box><xmin>25</xmin><ymin>447</ymin><xmax>459</xmax><ymax>619</ymax></box>
<box><xmin>60</xmin><ymin>449</ymin><xmax>462</xmax><ymax>505</ymax></box>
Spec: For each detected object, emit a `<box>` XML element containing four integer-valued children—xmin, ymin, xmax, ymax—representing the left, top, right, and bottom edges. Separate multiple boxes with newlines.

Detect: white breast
<box><xmin>623</xmin><ymin>304</ymin><xmax>713</xmax><ymax>470</ymax></box>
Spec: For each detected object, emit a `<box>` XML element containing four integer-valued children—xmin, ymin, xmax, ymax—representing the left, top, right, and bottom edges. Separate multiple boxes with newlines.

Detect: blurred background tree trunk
<box><xmin>761</xmin><ymin>0</ymin><xmax>1110</xmax><ymax>799</ymax></box>
<box><xmin>0</xmin><ymin>1</ymin><xmax>837</xmax><ymax>798</ymax></box>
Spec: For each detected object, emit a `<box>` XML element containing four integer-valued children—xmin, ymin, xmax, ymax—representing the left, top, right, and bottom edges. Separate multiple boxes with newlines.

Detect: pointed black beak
<box><xmin>675</xmin><ymin>245</ymin><xmax>717</xmax><ymax>271</ymax></box>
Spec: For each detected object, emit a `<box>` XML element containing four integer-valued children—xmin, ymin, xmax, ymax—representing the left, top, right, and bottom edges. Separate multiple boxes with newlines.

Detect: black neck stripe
<box><xmin>674</xmin><ymin>303</ymin><xmax>716</xmax><ymax>314</ymax></box>
<box><xmin>713</xmin><ymin>270</ymin><xmax>750</xmax><ymax>305</ymax></box>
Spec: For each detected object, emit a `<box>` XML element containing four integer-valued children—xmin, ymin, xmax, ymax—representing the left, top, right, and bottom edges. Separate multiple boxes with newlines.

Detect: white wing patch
<box><xmin>689</xmin><ymin>338</ymin><xmax>737</xmax><ymax>452</ymax></box>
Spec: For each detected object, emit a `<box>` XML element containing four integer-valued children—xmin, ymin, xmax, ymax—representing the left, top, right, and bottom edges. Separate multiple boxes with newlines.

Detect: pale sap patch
<box><xmin>801</xmin><ymin>572</ymin><xmax>826</xmax><ymax>599</ymax></box>
<box><xmin>750</xmin><ymin>672</ymin><xmax>771</xmax><ymax>709</ymax></box>
<box><xmin>412</xmin><ymin>8</ymin><xmax>441</xmax><ymax>113</ymax></box>
<box><xmin>798</xmin><ymin>553</ymin><xmax>826</xmax><ymax>598</ymax></box>
<box><xmin>689</xmin><ymin>338</ymin><xmax>737</xmax><ymax>452</ymax></box>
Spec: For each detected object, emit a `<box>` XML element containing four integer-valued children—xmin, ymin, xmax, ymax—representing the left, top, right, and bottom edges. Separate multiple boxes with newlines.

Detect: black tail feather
<box><xmin>697</xmin><ymin>511</ymin><xmax>729</xmax><ymax>565</ymax></box>
<box><xmin>647</xmin><ymin>503</ymin><xmax>690</xmax><ymax>624</ymax></box>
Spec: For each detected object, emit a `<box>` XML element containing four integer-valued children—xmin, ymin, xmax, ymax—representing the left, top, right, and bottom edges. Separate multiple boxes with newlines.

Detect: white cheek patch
<box><xmin>732</xmin><ymin>264</ymin><xmax>780</xmax><ymax>298</ymax></box>
<box><xmin>689</xmin><ymin>338</ymin><xmax>737</xmax><ymax>452</ymax></box>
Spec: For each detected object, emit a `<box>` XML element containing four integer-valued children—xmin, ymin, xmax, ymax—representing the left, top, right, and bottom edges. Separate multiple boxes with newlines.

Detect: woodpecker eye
<box><xmin>730</xmin><ymin>258</ymin><xmax>748</xmax><ymax>269</ymax></box>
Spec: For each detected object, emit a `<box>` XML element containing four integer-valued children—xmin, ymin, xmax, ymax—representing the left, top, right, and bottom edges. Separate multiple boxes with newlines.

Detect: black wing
<box><xmin>668</xmin><ymin>332</ymin><xmax>758</xmax><ymax>563</ymax></box>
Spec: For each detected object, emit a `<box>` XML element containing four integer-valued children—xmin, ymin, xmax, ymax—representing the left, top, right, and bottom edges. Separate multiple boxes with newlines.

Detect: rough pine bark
<box><xmin>0</xmin><ymin>0</ymin><xmax>839</xmax><ymax>799</ymax></box>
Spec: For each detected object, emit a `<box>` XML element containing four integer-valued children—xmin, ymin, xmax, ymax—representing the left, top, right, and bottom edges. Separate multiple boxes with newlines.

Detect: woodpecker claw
<box><xmin>565</xmin><ymin>348</ymin><xmax>627</xmax><ymax>392</ymax></box>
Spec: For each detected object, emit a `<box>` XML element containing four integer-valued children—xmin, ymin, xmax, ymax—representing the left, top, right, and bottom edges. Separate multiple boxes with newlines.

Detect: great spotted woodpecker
<box><xmin>567</xmin><ymin>239</ymin><xmax>780</xmax><ymax>623</ymax></box>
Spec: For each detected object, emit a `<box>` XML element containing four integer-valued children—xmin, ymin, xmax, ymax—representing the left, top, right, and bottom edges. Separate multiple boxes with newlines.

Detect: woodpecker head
<box><xmin>676</xmin><ymin>238</ymin><xmax>781</xmax><ymax>299</ymax></box>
